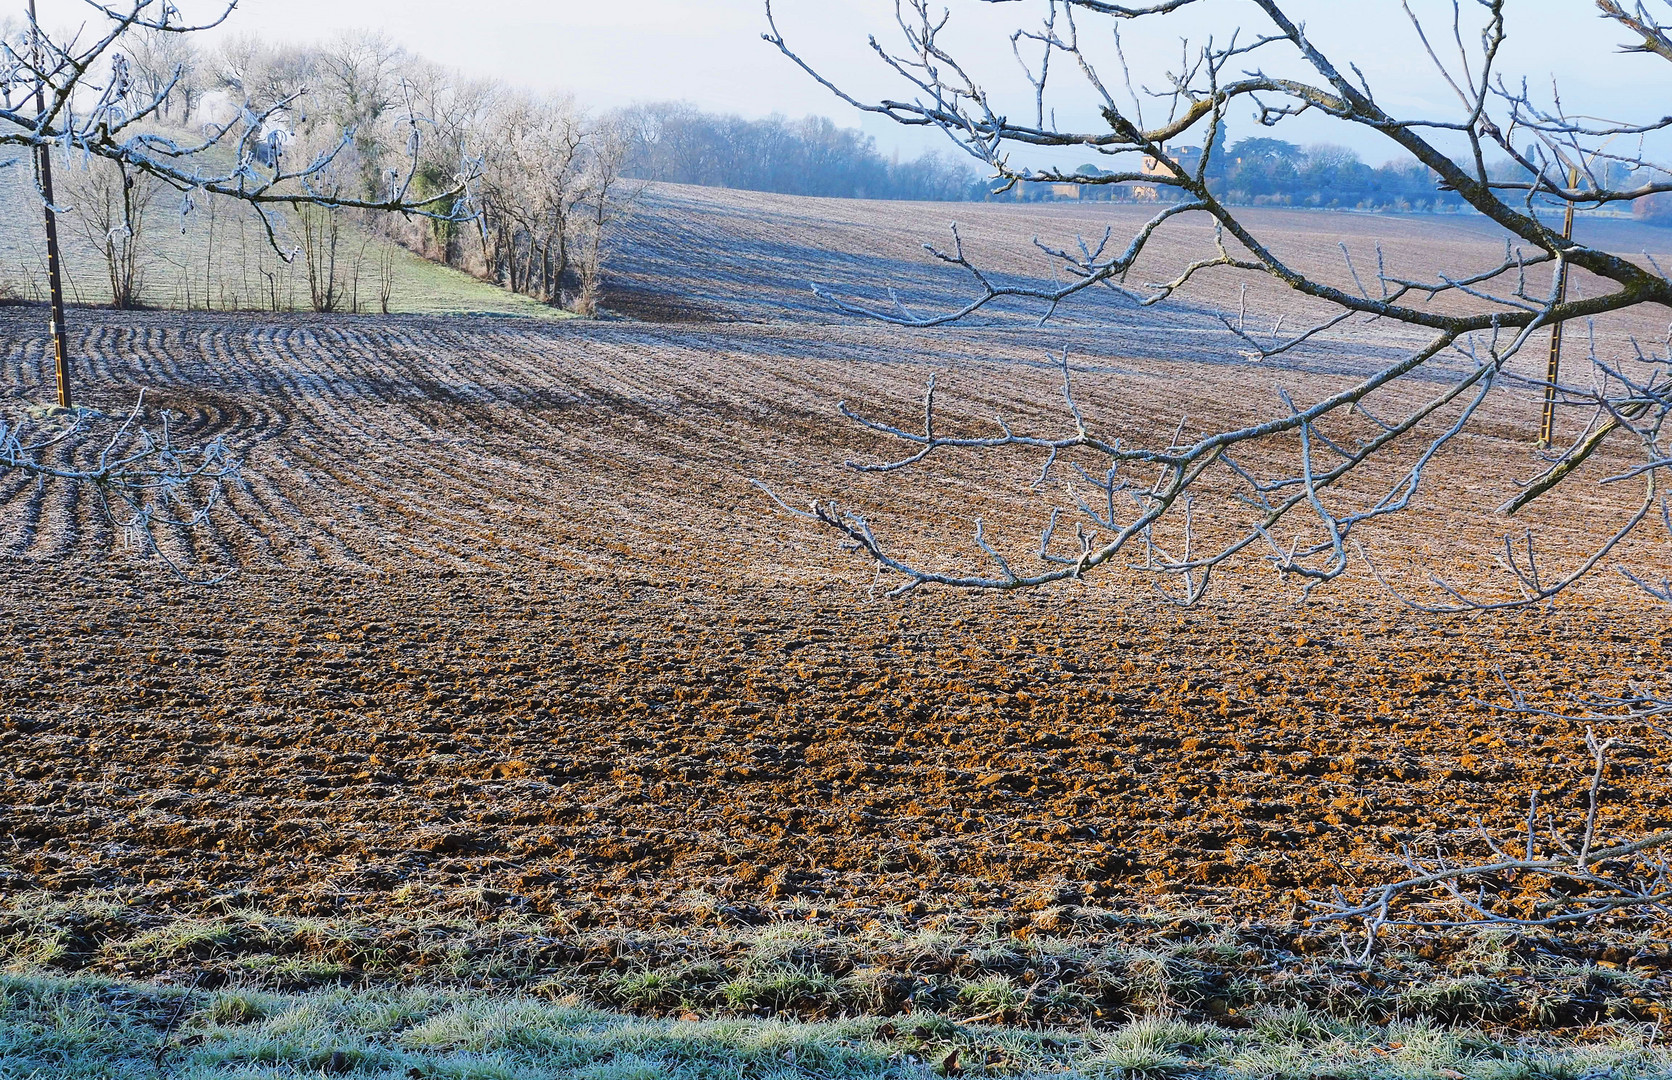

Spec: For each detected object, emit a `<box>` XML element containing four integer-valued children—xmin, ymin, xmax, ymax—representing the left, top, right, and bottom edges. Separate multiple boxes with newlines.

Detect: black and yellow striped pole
<box><xmin>1538</xmin><ymin>165</ymin><xmax>1581</xmax><ymax>448</ymax></box>
<box><xmin>26</xmin><ymin>0</ymin><xmax>73</xmax><ymax>410</ymax></box>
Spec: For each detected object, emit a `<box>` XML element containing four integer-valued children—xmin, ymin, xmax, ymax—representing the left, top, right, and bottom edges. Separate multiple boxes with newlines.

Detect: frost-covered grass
<box><xmin>4</xmin><ymin>973</ymin><xmax>1670</xmax><ymax>1080</ymax></box>
<box><xmin>4</xmin><ymin>893</ymin><xmax>1672</xmax><ymax>1078</ymax></box>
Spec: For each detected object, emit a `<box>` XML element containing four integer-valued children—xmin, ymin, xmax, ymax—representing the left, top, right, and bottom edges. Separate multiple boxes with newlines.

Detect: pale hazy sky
<box><xmin>30</xmin><ymin>0</ymin><xmax>1672</xmax><ymax>165</ymax></box>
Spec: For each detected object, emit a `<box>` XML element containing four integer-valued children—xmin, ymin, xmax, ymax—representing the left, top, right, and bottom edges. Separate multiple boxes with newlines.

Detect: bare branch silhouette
<box><xmin>1</xmin><ymin>393</ymin><xmax>239</xmax><ymax>584</ymax></box>
<box><xmin>1313</xmin><ymin>731</ymin><xmax>1672</xmax><ymax>965</ymax></box>
<box><xmin>762</xmin><ymin>0</ymin><xmax>1672</xmax><ymax>608</ymax></box>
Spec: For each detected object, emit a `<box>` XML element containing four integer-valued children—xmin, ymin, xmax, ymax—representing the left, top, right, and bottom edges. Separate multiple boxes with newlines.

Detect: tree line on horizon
<box><xmin>616</xmin><ymin>111</ymin><xmax>1672</xmax><ymax>223</ymax></box>
<box><xmin>1075</xmin><ymin>137</ymin><xmax>1470</xmax><ymax>212</ymax></box>
<box><xmin>615</xmin><ymin>102</ymin><xmax>984</xmax><ymax>202</ymax></box>
<box><xmin>615</xmin><ymin>107</ymin><xmax>1473</xmax><ymax>211</ymax></box>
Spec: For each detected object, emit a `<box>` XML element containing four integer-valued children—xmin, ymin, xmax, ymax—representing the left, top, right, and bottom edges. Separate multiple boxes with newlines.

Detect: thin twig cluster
<box><xmin>1</xmin><ymin>393</ymin><xmax>240</xmax><ymax>583</ymax></box>
<box><xmin>761</xmin><ymin>0</ymin><xmax>1672</xmax><ymax>608</ymax></box>
<box><xmin>1312</xmin><ymin>730</ymin><xmax>1672</xmax><ymax>965</ymax></box>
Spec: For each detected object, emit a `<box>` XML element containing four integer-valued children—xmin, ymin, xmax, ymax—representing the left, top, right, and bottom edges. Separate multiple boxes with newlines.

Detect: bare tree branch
<box><xmin>762</xmin><ymin>0</ymin><xmax>1672</xmax><ymax>607</ymax></box>
<box><xmin>0</xmin><ymin>0</ymin><xmax>478</xmax><ymax>243</ymax></box>
<box><xmin>1313</xmin><ymin>732</ymin><xmax>1672</xmax><ymax>965</ymax></box>
<box><xmin>1</xmin><ymin>393</ymin><xmax>239</xmax><ymax>584</ymax></box>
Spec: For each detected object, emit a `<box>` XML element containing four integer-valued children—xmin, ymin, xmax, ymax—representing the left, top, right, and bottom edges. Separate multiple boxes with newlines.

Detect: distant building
<box><xmin>1133</xmin><ymin>146</ymin><xmax>1203</xmax><ymax>200</ymax></box>
<box><xmin>1048</xmin><ymin>183</ymin><xmax>1082</xmax><ymax>200</ymax></box>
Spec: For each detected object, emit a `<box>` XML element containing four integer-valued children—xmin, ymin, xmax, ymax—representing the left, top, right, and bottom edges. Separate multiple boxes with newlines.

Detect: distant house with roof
<box><xmin>1133</xmin><ymin>145</ymin><xmax>1203</xmax><ymax>199</ymax></box>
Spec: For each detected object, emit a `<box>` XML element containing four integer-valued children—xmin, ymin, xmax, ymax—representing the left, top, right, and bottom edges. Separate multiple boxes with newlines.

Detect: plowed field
<box><xmin>1</xmin><ymin>185</ymin><xmax>1668</xmax><ymax>929</ymax></box>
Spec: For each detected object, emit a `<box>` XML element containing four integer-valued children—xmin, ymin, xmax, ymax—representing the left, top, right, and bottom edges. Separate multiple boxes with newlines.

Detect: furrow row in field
<box><xmin>0</xmin><ymin>309</ymin><xmax>1658</xmax><ymax>606</ymax></box>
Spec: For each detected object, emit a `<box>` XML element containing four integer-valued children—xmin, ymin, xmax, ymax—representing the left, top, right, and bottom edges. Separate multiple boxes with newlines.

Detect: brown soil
<box><xmin>1</xmin><ymin>187</ymin><xmax>1668</xmax><ymax>930</ymax></box>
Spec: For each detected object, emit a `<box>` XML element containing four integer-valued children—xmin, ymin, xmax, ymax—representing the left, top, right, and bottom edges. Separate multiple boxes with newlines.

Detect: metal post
<box><xmin>1538</xmin><ymin>165</ymin><xmax>1580</xmax><ymax>448</ymax></box>
<box><xmin>27</xmin><ymin>0</ymin><xmax>73</xmax><ymax>411</ymax></box>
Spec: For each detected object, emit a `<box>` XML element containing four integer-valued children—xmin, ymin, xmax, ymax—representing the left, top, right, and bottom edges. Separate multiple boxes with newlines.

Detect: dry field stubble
<box><xmin>1</xmin><ymin>187</ymin><xmax>1668</xmax><ymax>985</ymax></box>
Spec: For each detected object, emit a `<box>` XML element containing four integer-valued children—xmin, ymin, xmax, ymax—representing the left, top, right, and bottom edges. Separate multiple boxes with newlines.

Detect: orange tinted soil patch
<box><xmin>1</xmin><ymin>567</ymin><xmax>1666</xmax><ymax>928</ymax></box>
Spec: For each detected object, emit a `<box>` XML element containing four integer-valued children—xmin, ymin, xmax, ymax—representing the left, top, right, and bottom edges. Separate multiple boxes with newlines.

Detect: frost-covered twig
<box><xmin>761</xmin><ymin>0</ymin><xmax>1672</xmax><ymax>606</ymax></box>
<box><xmin>1</xmin><ymin>393</ymin><xmax>240</xmax><ymax>583</ymax></box>
<box><xmin>1311</xmin><ymin>731</ymin><xmax>1672</xmax><ymax>965</ymax></box>
<box><xmin>0</xmin><ymin>0</ymin><xmax>477</xmax><ymax>248</ymax></box>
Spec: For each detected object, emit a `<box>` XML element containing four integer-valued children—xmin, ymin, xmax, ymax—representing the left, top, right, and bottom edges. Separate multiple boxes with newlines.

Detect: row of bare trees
<box><xmin>187</xmin><ymin>31</ymin><xmax>629</xmax><ymax>313</ymax></box>
<box><xmin>4</xmin><ymin>24</ymin><xmax>628</xmax><ymax>315</ymax></box>
<box><xmin>617</xmin><ymin>102</ymin><xmax>979</xmax><ymax>202</ymax></box>
<box><xmin>474</xmin><ymin>94</ymin><xmax>626</xmax><ymax>313</ymax></box>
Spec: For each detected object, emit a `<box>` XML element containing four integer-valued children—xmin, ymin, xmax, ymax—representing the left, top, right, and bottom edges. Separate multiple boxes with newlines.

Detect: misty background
<box><xmin>23</xmin><ymin>0</ymin><xmax>1672</xmax><ymax>191</ymax></box>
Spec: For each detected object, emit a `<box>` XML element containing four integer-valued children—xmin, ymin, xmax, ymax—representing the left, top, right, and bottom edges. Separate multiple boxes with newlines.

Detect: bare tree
<box><xmin>313</xmin><ymin>30</ymin><xmax>408</xmax><ymax>199</ymax></box>
<box><xmin>398</xmin><ymin>60</ymin><xmax>496</xmax><ymax>267</ymax></box>
<box><xmin>761</xmin><ymin>0</ymin><xmax>1672</xmax><ymax>610</ymax></box>
<box><xmin>572</xmin><ymin>120</ymin><xmax>632</xmax><ymax>316</ymax></box>
<box><xmin>476</xmin><ymin>93</ymin><xmax>583</xmax><ymax>301</ymax></box>
<box><xmin>208</xmin><ymin>34</ymin><xmax>316</xmax><ymax>124</ymax></box>
<box><xmin>60</xmin><ymin>155</ymin><xmax>161</xmax><ymax>309</ymax></box>
<box><xmin>1</xmin><ymin>2</ymin><xmax>470</xmax><ymax>257</ymax></box>
<box><xmin>124</xmin><ymin>25</ymin><xmax>200</xmax><ymax>124</ymax></box>
<box><xmin>298</xmin><ymin>201</ymin><xmax>348</xmax><ymax>312</ymax></box>
<box><xmin>0</xmin><ymin>0</ymin><xmax>476</xmax><ymax>574</ymax></box>
<box><xmin>475</xmin><ymin>93</ymin><xmax>628</xmax><ymax>310</ymax></box>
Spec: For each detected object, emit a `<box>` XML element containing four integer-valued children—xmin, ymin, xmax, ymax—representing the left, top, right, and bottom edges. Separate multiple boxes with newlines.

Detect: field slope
<box><xmin>1</xmin><ymin>185</ymin><xmax>1669</xmax><ymax>1070</ymax></box>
